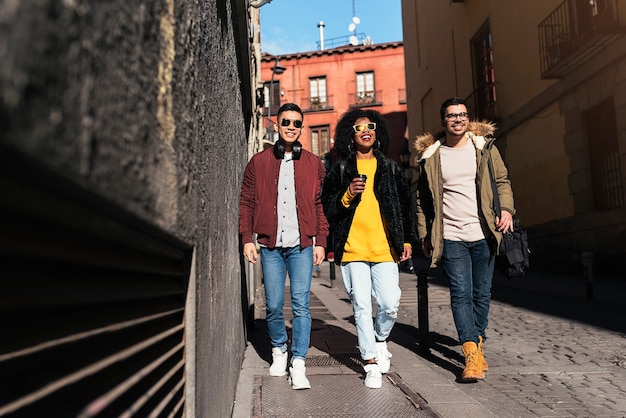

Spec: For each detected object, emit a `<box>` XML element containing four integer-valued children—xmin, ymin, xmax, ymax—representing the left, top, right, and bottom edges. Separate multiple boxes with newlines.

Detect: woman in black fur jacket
<box><xmin>321</xmin><ymin>108</ymin><xmax>418</xmax><ymax>389</ymax></box>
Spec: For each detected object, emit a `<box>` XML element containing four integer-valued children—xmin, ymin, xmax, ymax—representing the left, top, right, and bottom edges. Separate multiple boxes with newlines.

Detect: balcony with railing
<box><xmin>349</xmin><ymin>90</ymin><xmax>382</xmax><ymax>107</ymax></box>
<box><xmin>538</xmin><ymin>0</ymin><xmax>626</xmax><ymax>79</ymax></box>
<box><xmin>302</xmin><ymin>95</ymin><xmax>334</xmax><ymax>112</ymax></box>
<box><xmin>263</xmin><ymin>103</ymin><xmax>281</xmax><ymax>117</ymax></box>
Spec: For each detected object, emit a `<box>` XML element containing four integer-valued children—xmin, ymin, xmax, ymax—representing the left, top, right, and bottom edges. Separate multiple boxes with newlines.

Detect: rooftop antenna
<box><xmin>348</xmin><ymin>0</ymin><xmax>360</xmax><ymax>46</ymax></box>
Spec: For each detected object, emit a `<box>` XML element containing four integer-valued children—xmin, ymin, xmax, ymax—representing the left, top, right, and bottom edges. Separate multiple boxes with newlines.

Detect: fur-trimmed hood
<box><xmin>413</xmin><ymin>120</ymin><xmax>497</xmax><ymax>161</ymax></box>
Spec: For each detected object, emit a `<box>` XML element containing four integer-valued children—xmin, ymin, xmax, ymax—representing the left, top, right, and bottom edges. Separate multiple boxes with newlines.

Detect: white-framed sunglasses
<box><xmin>353</xmin><ymin>122</ymin><xmax>376</xmax><ymax>132</ymax></box>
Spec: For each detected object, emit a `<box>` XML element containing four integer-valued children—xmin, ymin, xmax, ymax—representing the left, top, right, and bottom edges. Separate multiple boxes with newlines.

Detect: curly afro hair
<box><xmin>333</xmin><ymin>108</ymin><xmax>390</xmax><ymax>158</ymax></box>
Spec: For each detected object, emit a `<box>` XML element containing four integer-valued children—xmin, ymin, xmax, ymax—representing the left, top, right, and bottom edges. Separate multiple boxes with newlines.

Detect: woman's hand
<box><xmin>400</xmin><ymin>244</ymin><xmax>412</xmax><ymax>262</ymax></box>
<box><xmin>348</xmin><ymin>177</ymin><xmax>366</xmax><ymax>196</ymax></box>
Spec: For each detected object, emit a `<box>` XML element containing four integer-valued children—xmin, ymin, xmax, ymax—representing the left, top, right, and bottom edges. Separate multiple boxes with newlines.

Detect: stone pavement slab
<box><xmin>233</xmin><ymin>261</ymin><xmax>626</xmax><ymax>417</ymax></box>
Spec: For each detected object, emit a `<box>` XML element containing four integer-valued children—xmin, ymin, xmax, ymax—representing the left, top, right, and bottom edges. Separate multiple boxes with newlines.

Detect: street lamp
<box><xmin>266</xmin><ymin>57</ymin><xmax>286</xmax><ymax>143</ymax></box>
<box><xmin>249</xmin><ymin>0</ymin><xmax>273</xmax><ymax>8</ymax></box>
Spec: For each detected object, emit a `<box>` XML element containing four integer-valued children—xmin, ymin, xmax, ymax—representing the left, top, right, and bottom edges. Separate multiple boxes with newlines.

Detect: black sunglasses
<box><xmin>280</xmin><ymin>118</ymin><xmax>303</xmax><ymax>129</ymax></box>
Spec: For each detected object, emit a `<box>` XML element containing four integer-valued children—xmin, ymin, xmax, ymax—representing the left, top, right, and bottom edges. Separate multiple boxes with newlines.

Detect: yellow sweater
<box><xmin>342</xmin><ymin>159</ymin><xmax>395</xmax><ymax>262</ymax></box>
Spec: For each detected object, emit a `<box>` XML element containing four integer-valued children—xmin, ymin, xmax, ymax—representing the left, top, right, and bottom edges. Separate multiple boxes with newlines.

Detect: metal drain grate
<box><xmin>254</xmin><ymin>373</ymin><xmax>440</xmax><ymax>417</ymax></box>
<box><xmin>306</xmin><ymin>353</ymin><xmax>362</xmax><ymax>368</ymax></box>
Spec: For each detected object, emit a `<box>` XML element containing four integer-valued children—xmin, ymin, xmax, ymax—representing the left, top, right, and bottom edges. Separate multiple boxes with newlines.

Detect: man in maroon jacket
<box><xmin>239</xmin><ymin>103</ymin><xmax>328</xmax><ymax>390</ymax></box>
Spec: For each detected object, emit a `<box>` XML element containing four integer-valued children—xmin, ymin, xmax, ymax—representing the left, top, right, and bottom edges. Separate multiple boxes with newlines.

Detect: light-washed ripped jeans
<box><xmin>341</xmin><ymin>261</ymin><xmax>401</xmax><ymax>361</ymax></box>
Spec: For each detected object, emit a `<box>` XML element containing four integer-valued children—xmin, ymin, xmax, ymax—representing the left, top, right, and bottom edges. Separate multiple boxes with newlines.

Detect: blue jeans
<box><xmin>261</xmin><ymin>246</ymin><xmax>313</xmax><ymax>362</ymax></box>
<box><xmin>442</xmin><ymin>239</ymin><xmax>495</xmax><ymax>345</ymax></box>
<box><xmin>341</xmin><ymin>262</ymin><xmax>401</xmax><ymax>361</ymax></box>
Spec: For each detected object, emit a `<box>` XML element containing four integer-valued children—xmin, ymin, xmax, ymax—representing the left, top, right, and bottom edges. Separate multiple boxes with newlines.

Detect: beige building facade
<box><xmin>401</xmin><ymin>0</ymin><xmax>626</xmax><ymax>274</ymax></box>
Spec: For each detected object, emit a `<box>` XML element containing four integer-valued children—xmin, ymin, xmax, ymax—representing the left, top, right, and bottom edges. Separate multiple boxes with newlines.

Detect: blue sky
<box><xmin>260</xmin><ymin>0</ymin><xmax>403</xmax><ymax>55</ymax></box>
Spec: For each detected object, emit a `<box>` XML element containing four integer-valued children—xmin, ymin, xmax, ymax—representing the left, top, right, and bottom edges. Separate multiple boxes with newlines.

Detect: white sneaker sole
<box><xmin>289</xmin><ymin>375</ymin><xmax>311</xmax><ymax>390</ymax></box>
<box><xmin>290</xmin><ymin>380</ymin><xmax>311</xmax><ymax>390</ymax></box>
<box><xmin>364</xmin><ymin>378</ymin><xmax>382</xmax><ymax>389</ymax></box>
<box><xmin>269</xmin><ymin>369</ymin><xmax>287</xmax><ymax>377</ymax></box>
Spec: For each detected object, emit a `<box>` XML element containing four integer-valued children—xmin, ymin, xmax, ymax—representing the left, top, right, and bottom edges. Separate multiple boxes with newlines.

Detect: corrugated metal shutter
<box><xmin>0</xmin><ymin>150</ymin><xmax>191</xmax><ymax>417</ymax></box>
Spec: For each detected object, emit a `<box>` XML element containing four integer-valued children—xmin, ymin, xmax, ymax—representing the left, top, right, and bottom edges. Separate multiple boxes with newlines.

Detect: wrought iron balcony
<box><xmin>349</xmin><ymin>90</ymin><xmax>382</xmax><ymax>107</ymax></box>
<box><xmin>263</xmin><ymin>103</ymin><xmax>281</xmax><ymax>117</ymax></box>
<box><xmin>303</xmin><ymin>95</ymin><xmax>334</xmax><ymax>112</ymax></box>
<box><xmin>538</xmin><ymin>0</ymin><xmax>626</xmax><ymax>79</ymax></box>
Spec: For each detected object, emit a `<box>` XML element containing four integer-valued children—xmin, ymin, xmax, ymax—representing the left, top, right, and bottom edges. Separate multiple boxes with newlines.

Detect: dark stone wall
<box><xmin>1</xmin><ymin>1</ymin><xmax>249</xmax><ymax>416</ymax></box>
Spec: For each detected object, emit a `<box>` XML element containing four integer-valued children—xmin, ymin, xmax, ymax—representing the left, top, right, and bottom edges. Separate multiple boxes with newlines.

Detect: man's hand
<box><xmin>243</xmin><ymin>242</ymin><xmax>258</xmax><ymax>264</ymax></box>
<box><xmin>313</xmin><ymin>246</ymin><xmax>326</xmax><ymax>266</ymax></box>
<box><xmin>496</xmin><ymin>210</ymin><xmax>514</xmax><ymax>234</ymax></box>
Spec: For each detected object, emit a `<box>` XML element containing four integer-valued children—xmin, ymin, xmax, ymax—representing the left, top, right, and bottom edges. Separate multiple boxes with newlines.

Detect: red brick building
<box><xmin>261</xmin><ymin>42</ymin><xmax>409</xmax><ymax>171</ymax></box>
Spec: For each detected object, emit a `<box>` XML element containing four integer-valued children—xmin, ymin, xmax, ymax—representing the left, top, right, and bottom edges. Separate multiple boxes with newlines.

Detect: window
<box><xmin>309</xmin><ymin>77</ymin><xmax>327</xmax><ymax>108</ymax></box>
<box><xmin>356</xmin><ymin>71</ymin><xmax>375</xmax><ymax>104</ymax></box>
<box><xmin>585</xmin><ymin>98</ymin><xmax>623</xmax><ymax>210</ymax></box>
<box><xmin>310</xmin><ymin>126</ymin><xmax>331</xmax><ymax>157</ymax></box>
<box><xmin>470</xmin><ymin>21</ymin><xmax>497</xmax><ymax>121</ymax></box>
<box><xmin>572</xmin><ymin>0</ymin><xmax>612</xmax><ymax>34</ymax></box>
<box><xmin>263</xmin><ymin>80</ymin><xmax>281</xmax><ymax>116</ymax></box>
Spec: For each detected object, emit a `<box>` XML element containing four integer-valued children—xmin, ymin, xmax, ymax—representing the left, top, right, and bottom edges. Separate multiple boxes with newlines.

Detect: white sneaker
<box><xmin>375</xmin><ymin>341</ymin><xmax>392</xmax><ymax>374</ymax></box>
<box><xmin>289</xmin><ymin>359</ymin><xmax>311</xmax><ymax>390</ymax></box>
<box><xmin>269</xmin><ymin>347</ymin><xmax>288</xmax><ymax>377</ymax></box>
<box><xmin>363</xmin><ymin>363</ymin><xmax>382</xmax><ymax>389</ymax></box>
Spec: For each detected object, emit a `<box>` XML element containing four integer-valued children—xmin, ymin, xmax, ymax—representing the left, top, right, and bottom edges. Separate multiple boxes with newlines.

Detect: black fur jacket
<box><xmin>321</xmin><ymin>151</ymin><xmax>419</xmax><ymax>264</ymax></box>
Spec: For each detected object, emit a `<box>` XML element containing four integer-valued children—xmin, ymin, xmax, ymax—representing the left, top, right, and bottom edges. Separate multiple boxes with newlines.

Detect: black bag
<box><xmin>497</xmin><ymin>218</ymin><xmax>529</xmax><ymax>277</ymax></box>
<box><xmin>487</xmin><ymin>144</ymin><xmax>530</xmax><ymax>277</ymax></box>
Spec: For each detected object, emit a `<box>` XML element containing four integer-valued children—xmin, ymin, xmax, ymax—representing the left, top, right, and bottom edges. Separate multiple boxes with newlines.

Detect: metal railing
<box><xmin>263</xmin><ymin>102</ymin><xmax>281</xmax><ymax>117</ymax></box>
<box><xmin>316</xmin><ymin>33</ymin><xmax>370</xmax><ymax>50</ymax></box>
<box><xmin>538</xmin><ymin>0</ymin><xmax>625</xmax><ymax>78</ymax></box>
<box><xmin>348</xmin><ymin>90</ymin><xmax>382</xmax><ymax>107</ymax></box>
<box><xmin>302</xmin><ymin>95</ymin><xmax>334</xmax><ymax>112</ymax></box>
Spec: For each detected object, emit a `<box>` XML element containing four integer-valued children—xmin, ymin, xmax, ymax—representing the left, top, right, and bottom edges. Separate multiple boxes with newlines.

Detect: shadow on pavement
<box><xmin>426</xmin><ymin>268</ymin><xmax>626</xmax><ymax>334</ymax></box>
<box><xmin>247</xmin><ymin>320</ymin><xmax>273</xmax><ymax>366</ymax></box>
<box><xmin>391</xmin><ymin>322</ymin><xmax>464</xmax><ymax>381</ymax></box>
<box><xmin>248</xmin><ymin>318</ymin><xmax>364</xmax><ymax>375</ymax></box>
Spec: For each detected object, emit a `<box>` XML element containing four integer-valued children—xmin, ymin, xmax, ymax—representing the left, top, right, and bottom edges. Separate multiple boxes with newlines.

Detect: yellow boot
<box><xmin>461</xmin><ymin>341</ymin><xmax>485</xmax><ymax>381</ymax></box>
<box><xmin>478</xmin><ymin>336</ymin><xmax>488</xmax><ymax>372</ymax></box>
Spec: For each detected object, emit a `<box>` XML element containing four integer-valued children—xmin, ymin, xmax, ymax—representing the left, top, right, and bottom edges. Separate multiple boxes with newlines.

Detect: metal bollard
<box><xmin>328</xmin><ymin>252</ymin><xmax>335</xmax><ymax>288</ymax></box>
<box><xmin>581</xmin><ymin>252</ymin><xmax>594</xmax><ymax>300</ymax></box>
<box><xmin>417</xmin><ymin>268</ymin><xmax>430</xmax><ymax>355</ymax></box>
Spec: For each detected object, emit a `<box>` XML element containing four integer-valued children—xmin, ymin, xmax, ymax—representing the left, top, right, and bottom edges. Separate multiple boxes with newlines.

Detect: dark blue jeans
<box><xmin>261</xmin><ymin>246</ymin><xmax>313</xmax><ymax>361</ymax></box>
<box><xmin>442</xmin><ymin>239</ymin><xmax>495</xmax><ymax>345</ymax></box>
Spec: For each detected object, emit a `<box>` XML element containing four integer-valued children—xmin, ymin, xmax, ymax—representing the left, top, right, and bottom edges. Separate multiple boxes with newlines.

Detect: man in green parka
<box><xmin>414</xmin><ymin>97</ymin><xmax>515</xmax><ymax>382</ymax></box>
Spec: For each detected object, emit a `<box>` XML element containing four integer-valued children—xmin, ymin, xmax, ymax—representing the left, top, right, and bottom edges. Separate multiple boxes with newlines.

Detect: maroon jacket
<box><xmin>239</xmin><ymin>147</ymin><xmax>329</xmax><ymax>249</ymax></box>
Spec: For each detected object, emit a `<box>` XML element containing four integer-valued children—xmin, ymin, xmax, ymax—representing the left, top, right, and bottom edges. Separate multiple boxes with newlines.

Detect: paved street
<box><xmin>233</xmin><ymin>259</ymin><xmax>626</xmax><ymax>417</ymax></box>
<box><xmin>396</xmin><ymin>259</ymin><xmax>626</xmax><ymax>417</ymax></box>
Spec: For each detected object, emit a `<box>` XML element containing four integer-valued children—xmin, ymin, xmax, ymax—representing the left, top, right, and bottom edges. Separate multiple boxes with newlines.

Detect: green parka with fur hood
<box><xmin>413</xmin><ymin>121</ymin><xmax>515</xmax><ymax>268</ymax></box>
